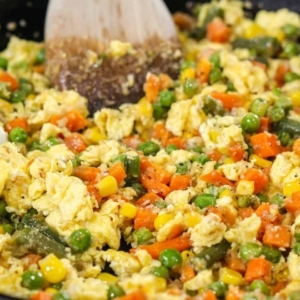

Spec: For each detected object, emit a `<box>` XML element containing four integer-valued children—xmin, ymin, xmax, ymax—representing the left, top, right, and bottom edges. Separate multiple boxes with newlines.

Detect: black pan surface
<box><xmin>0</xmin><ymin>0</ymin><xmax>299</xmax><ymax>299</ymax></box>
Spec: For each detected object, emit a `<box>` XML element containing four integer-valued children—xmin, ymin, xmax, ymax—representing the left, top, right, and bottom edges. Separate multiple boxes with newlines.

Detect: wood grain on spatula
<box><xmin>45</xmin><ymin>0</ymin><xmax>182</xmax><ymax>114</ymax></box>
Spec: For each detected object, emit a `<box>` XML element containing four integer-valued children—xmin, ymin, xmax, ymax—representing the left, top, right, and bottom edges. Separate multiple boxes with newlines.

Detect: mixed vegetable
<box><xmin>0</xmin><ymin>0</ymin><xmax>300</xmax><ymax>299</ymax></box>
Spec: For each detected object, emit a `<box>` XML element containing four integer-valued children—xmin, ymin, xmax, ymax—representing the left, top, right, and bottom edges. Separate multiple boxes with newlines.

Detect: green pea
<box><xmin>270</xmin><ymin>107</ymin><xmax>285</xmax><ymax>122</ymax></box>
<box><xmin>9</xmin><ymin>127</ymin><xmax>28</xmax><ymax>144</ymax></box>
<box><xmin>282</xmin><ymin>24</ymin><xmax>299</xmax><ymax>39</ymax></box>
<box><xmin>152</xmin><ymin>102</ymin><xmax>166</xmax><ymax>120</ymax></box>
<box><xmin>159</xmin><ymin>90</ymin><xmax>175</xmax><ymax>107</ymax></box>
<box><xmin>52</xmin><ymin>292</ymin><xmax>71</xmax><ymax>300</ymax></box>
<box><xmin>159</xmin><ymin>249</ymin><xmax>182</xmax><ymax>269</ymax></box>
<box><xmin>209</xmin><ymin>53</ymin><xmax>221</xmax><ymax>68</ymax></box>
<box><xmin>0</xmin><ymin>57</ymin><xmax>8</xmax><ymax>69</ymax></box>
<box><xmin>180</xmin><ymin>60</ymin><xmax>196</xmax><ymax>72</ymax></box>
<box><xmin>137</xmin><ymin>141</ymin><xmax>160</xmax><ymax>156</ymax></box>
<box><xmin>42</xmin><ymin>136</ymin><xmax>61</xmax><ymax>150</ymax></box>
<box><xmin>250</xmin><ymin>98</ymin><xmax>268</xmax><ymax>117</ymax></box>
<box><xmin>131</xmin><ymin>183</ymin><xmax>146</xmax><ymax>199</ymax></box>
<box><xmin>227</xmin><ymin>81</ymin><xmax>236</xmax><ymax>92</ymax></box>
<box><xmin>175</xmin><ymin>162</ymin><xmax>189</xmax><ymax>174</ymax></box>
<box><xmin>278</xmin><ymin>131</ymin><xmax>291</xmax><ymax>147</ymax></box>
<box><xmin>274</xmin><ymin>96</ymin><xmax>293</xmax><ymax>111</ymax></box>
<box><xmin>165</xmin><ymin>144</ymin><xmax>178</xmax><ymax>154</ymax></box>
<box><xmin>250</xmin><ymin>279</ymin><xmax>270</xmax><ymax>295</ymax></box>
<box><xmin>288</xmin><ymin>291</ymin><xmax>300</xmax><ymax>300</ymax></box>
<box><xmin>241</xmin><ymin>113</ymin><xmax>261</xmax><ymax>133</ymax></box>
<box><xmin>19</xmin><ymin>78</ymin><xmax>34</xmax><ymax>96</ymax></box>
<box><xmin>51</xmin><ymin>282</ymin><xmax>63</xmax><ymax>290</ymax></box>
<box><xmin>133</xmin><ymin>228</ymin><xmax>153</xmax><ymax>245</ymax></box>
<box><xmin>36</xmin><ymin>48</ymin><xmax>46</xmax><ymax>64</ymax></box>
<box><xmin>69</xmin><ymin>228</ymin><xmax>92</xmax><ymax>253</ymax></box>
<box><xmin>257</xmin><ymin>194</ymin><xmax>268</xmax><ymax>203</ymax></box>
<box><xmin>154</xmin><ymin>201</ymin><xmax>167</xmax><ymax>209</ymax></box>
<box><xmin>193</xmin><ymin>153</ymin><xmax>210</xmax><ymax>165</ymax></box>
<box><xmin>293</xmin><ymin>243</ymin><xmax>300</xmax><ymax>255</ymax></box>
<box><xmin>29</xmin><ymin>140</ymin><xmax>43</xmax><ymax>151</ymax></box>
<box><xmin>208</xmin><ymin>281</ymin><xmax>228</xmax><ymax>297</ymax></box>
<box><xmin>280</xmin><ymin>42</ymin><xmax>299</xmax><ymax>58</ymax></box>
<box><xmin>270</xmin><ymin>194</ymin><xmax>285</xmax><ymax>206</ymax></box>
<box><xmin>10</xmin><ymin>89</ymin><xmax>27</xmax><ymax>103</ymax></box>
<box><xmin>284</xmin><ymin>72</ymin><xmax>300</xmax><ymax>83</ymax></box>
<box><xmin>238</xmin><ymin>195</ymin><xmax>253</xmax><ymax>208</ymax></box>
<box><xmin>2</xmin><ymin>224</ymin><xmax>13</xmax><ymax>234</ymax></box>
<box><xmin>71</xmin><ymin>154</ymin><xmax>82</xmax><ymax>167</ymax></box>
<box><xmin>21</xmin><ymin>270</ymin><xmax>44</xmax><ymax>290</ymax></box>
<box><xmin>151</xmin><ymin>265</ymin><xmax>169</xmax><ymax>279</ymax></box>
<box><xmin>183</xmin><ymin>78</ymin><xmax>199</xmax><ymax>98</ymax></box>
<box><xmin>107</xmin><ymin>284</ymin><xmax>125</xmax><ymax>300</ymax></box>
<box><xmin>239</xmin><ymin>243</ymin><xmax>262</xmax><ymax>261</ymax></box>
<box><xmin>0</xmin><ymin>200</ymin><xmax>8</xmax><ymax>217</ymax></box>
<box><xmin>209</xmin><ymin>68</ymin><xmax>222</xmax><ymax>84</ymax></box>
<box><xmin>262</xmin><ymin>245</ymin><xmax>281</xmax><ymax>263</ymax></box>
<box><xmin>194</xmin><ymin>193</ymin><xmax>217</xmax><ymax>209</ymax></box>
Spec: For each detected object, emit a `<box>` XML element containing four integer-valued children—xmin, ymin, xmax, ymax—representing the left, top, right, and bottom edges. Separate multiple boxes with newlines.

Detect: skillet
<box><xmin>0</xmin><ymin>0</ymin><xmax>299</xmax><ymax>299</ymax></box>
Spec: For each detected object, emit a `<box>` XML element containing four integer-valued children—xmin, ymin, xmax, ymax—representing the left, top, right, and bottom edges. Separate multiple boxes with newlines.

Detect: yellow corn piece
<box><xmin>283</xmin><ymin>179</ymin><xmax>300</xmax><ymax>197</ymax></box>
<box><xmin>44</xmin><ymin>288</ymin><xmax>58</xmax><ymax>294</ymax></box>
<box><xmin>219</xmin><ymin>189</ymin><xmax>233</xmax><ymax>198</ymax></box>
<box><xmin>98</xmin><ymin>272</ymin><xmax>119</xmax><ymax>284</ymax></box>
<box><xmin>184</xmin><ymin>212</ymin><xmax>202</xmax><ymax>228</ymax></box>
<box><xmin>223</xmin><ymin>157</ymin><xmax>235</xmax><ymax>164</ymax></box>
<box><xmin>96</xmin><ymin>175</ymin><xmax>118</xmax><ymax>197</ymax></box>
<box><xmin>271</xmin><ymin>29</ymin><xmax>285</xmax><ymax>42</ymax></box>
<box><xmin>209</xmin><ymin>130</ymin><xmax>219</xmax><ymax>143</ymax></box>
<box><xmin>154</xmin><ymin>213</ymin><xmax>174</xmax><ymax>230</ymax></box>
<box><xmin>120</xmin><ymin>203</ymin><xmax>138</xmax><ymax>219</ymax></box>
<box><xmin>181</xmin><ymin>250</ymin><xmax>194</xmax><ymax>265</ymax></box>
<box><xmin>144</xmin><ymin>277</ymin><xmax>167</xmax><ymax>293</ymax></box>
<box><xmin>236</xmin><ymin>180</ymin><xmax>255</xmax><ymax>196</ymax></box>
<box><xmin>136</xmin><ymin>97</ymin><xmax>153</xmax><ymax>117</ymax></box>
<box><xmin>0</xmin><ymin>226</ymin><xmax>4</xmax><ymax>234</ymax></box>
<box><xmin>26</xmin><ymin>94</ymin><xmax>36</xmax><ymax>100</ymax></box>
<box><xmin>178</xmin><ymin>31</ymin><xmax>187</xmax><ymax>43</ymax></box>
<box><xmin>249</xmin><ymin>154</ymin><xmax>272</xmax><ymax>168</ymax></box>
<box><xmin>243</xmin><ymin>23</ymin><xmax>266</xmax><ymax>39</ymax></box>
<box><xmin>38</xmin><ymin>254</ymin><xmax>67</xmax><ymax>284</ymax></box>
<box><xmin>180</xmin><ymin>67</ymin><xmax>196</xmax><ymax>83</ymax></box>
<box><xmin>199</xmin><ymin>110</ymin><xmax>207</xmax><ymax>122</ymax></box>
<box><xmin>289</xmin><ymin>90</ymin><xmax>300</xmax><ymax>107</ymax></box>
<box><xmin>84</xmin><ymin>127</ymin><xmax>106</xmax><ymax>144</ymax></box>
<box><xmin>220</xmin><ymin>267</ymin><xmax>244</xmax><ymax>285</ymax></box>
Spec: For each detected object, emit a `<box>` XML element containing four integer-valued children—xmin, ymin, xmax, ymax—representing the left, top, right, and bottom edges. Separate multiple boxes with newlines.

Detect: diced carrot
<box><xmin>141</xmin><ymin>175</ymin><xmax>171</xmax><ymax>198</ymax></box>
<box><xmin>200</xmin><ymin>171</ymin><xmax>234</xmax><ymax>187</ymax></box>
<box><xmin>225</xmin><ymin>288</ymin><xmax>244</xmax><ymax>300</ymax></box>
<box><xmin>196</xmin><ymin>57</ymin><xmax>212</xmax><ymax>83</ymax></box>
<box><xmin>238</xmin><ymin>207</ymin><xmax>254</xmax><ymax>219</ymax></box>
<box><xmin>152</xmin><ymin>123</ymin><xmax>171</xmax><ymax>141</ymax></box>
<box><xmin>144</xmin><ymin>73</ymin><xmax>161</xmax><ymax>102</ymax></box>
<box><xmin>209</xmin><ymin>92</ymin><xmax>244</xmax><ymax>110</ymax></box>
<box><xmin>122</xmin><ymin>134</ymin><xmax>143</xmax><ymax>149</ymax></box>
<box><xmin>250</xmin><ymin>132</ymin><xmax>280</xmax><ymax>158</ymax></box>
<box><xmin>226</xmin><ymin>250</ymin><xmax>246</xmax><ymax>274</ymax></box>
<box><xmin>228</xmin><ymin>142</ymin><xmax>245</xmax><ymax>162</ymax></box>
<box><xmin>108</xmin><ymin>162</ymin><xmax>127</xmax><ymax>184</ymax></box>
<box><xmin>87</xmin><ymin>184</ymin><xmax>102</xmax><ymax>203</ymax></box>
<box><xmin>208</xmin><ymin>148</ymin><xmax>222</xmax><ymax>162</ymax></box>
<box><xmin>137</xmin><ymin>236</ymin><xmax>191</xmax><ymax>259</ymax></box>
<box><xmin>180</xmin><ymin>264</ymin><xmax>195</xmax><ymax>283</ymax></box>
<box><xmin>5</xmin><ymin>117</ymin><xmax>29</xmax><ymax>133</ymax></box>
<box><xmin>65</xmin><ymin>110</ymin><xmax>88</xmax><ymax>132</ymax></box>
<box><xmin>32</xmin><ymin>64</ymin><xmax>45</xmax><ymax>74</ymax></box>
<box><xmin>284</xmin><ymin>191</ymin><xmax>300</xmax><ymax>214</ymax></box>
<box><xmin>165</xmin><ymin>137</ymin><xmax>187</xmax><ymax>149</ymax></box>
<box><xmin>240</xmin><ymin>168</ymin><xmax>269</xmax><ymax>194</ymax></box>
<box><xmin>0</xmin><ymin>72</ymin><xmax>19</xmax><ymax>91</ymax></box>
<box><xmin>135</xmin><ymin>192</ymin><xmax>161</xmax><ymax>207</ymax></box>
<box><xmin>263</xmin><ymin>224</ymin><xmax>291</xmax><ymax>248</ymax></box>
<box><xmin>206</xmin><ymin>206</ymin><xmax>235</xmax><ymax>226</ymax></box>
<box><xmin>207</xmin><ymin>19</ymin><xmax>231</xmax><ymax>43</ymax></box>
<box><xmin>141</xmin><ymin>157</ymin><xmax>172</xmax><ymax>184</ymax></box>
<box><xmin>258</xmin><ymin>117</ymin><xmax>270</xmax><ymax>133</ymax></box>
<box><xmin>64</xmin><ymin>133</ymin><xmax>87</xmax><ymax>153</ymax></box>
<box><xmin>293</xmin><ymin>138</ymin><xmax>300</xmax><ymax>156</ymax></box>
<box><xmin>118</xmin><ymin>290</ymin><xmax>147</xmax><ymax>300</ymax></box>
<box><xmin>72</xmin><ymin>166</ymin><xmax>100</xmax><ymax>182</ymax></box>
<box><xmin>134</xmin><ymin>208</ymin><xmax>158</xmax><ymax>231</ymax></box>
<box><xmin>159</xmin><ymin>73</ymin><xmax>173</xmax><ymax>90</ymax></box>
<box><xmin>30</xmin><ymin>292</ymin><xmax>52</xmax><ymax>300</ymax></box>
<box><xmin>169</xmin><ymin>174</ymin><xmax>191</xmax><ymax>191</ymax></box>
<box><xmin>167</xmin><ymin>223</ymin><xmax>185</xmax><ymax>240</ymax></box>
<box><xmin>245</xmin><ymin>257</ymin><xmax>272</xmax><ymax>283</ymax></box>
<box><xmin>275</xmin><ymin>62</ymin><xmax>290</xmax><ymax>87</ymax></box>
<box><xmin>202</xmin><ymin>290</ymin><xmax>217</xmax><ymax>300</ymax></box>
<box><xmin>271</xmin><ymin>281</ymin><xmax>288</xmax><ymax>295</ymax></box>
<box><xmin>252</xmin><ymin>60</ymin><xmax>267</xmax><ymax>72</ymax></box>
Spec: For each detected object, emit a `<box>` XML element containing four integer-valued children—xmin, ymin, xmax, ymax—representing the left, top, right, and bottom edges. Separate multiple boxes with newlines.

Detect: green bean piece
<box><xmin>13</xmin><ymin>228</ymin><xmax>67</xmax><ymax>258</ymax></box>
<box><xmin>288</xmin><ymin>291</ymin><xmax>300</xmax><ymax>300</ymax></box>
<box><xmin>203</xmin><ymin>95</ymin><xmax>226</xmax><ymax>116</ymax></box>
<box><xmin>193</xmin><ymin>153</ymin><xmax>210</xmax><ymax>165</ymax></box>
<box><xmin>154</xmin><ymin>201</ymin><xmax>167</xmax><ymax>209</ymax></box>
<box><xmin>194</xmin><ymin>193</ymin><xmax>217</xmax><ymax>209</ymax></box>
<box><xmin>257</xmin><ymin>194</ymin><xmax>268</xmax><ymax>203</ymax></box>
<box><xmin>284</xmin><ymin>72</ymin><xmax>300</xmax><ymax>83</ymax></box>
<box><xmin>270</xmin><ymin>194</ymin><xmax>285</xmax><ymax>206</ymax></box>
<box><xmin>270</xmin><ymin>107</ymin><xmax>286</xmax><ymax>123</ymax></box>
<box><xmin>2</xmin><ymin>224</ymin><xmax>13</xmax><ymax>234</ymax></box>
<box><xmin>165</xmin><ymin>144</ymin><xmax>178</xmax><ymax>154</ymax></box>
<box><xmin>133</xmin><ymin>228</ymin><xmax>153</xmax><ymax>245</ymax></box>
<box><xmin>152</xmin><ymin>103</ymin><xmax>167</xmax><ymax>120</ymax></box>
<box><xmin>159</xmin><ymin>90</ymin><xmax>175</xmax><ymax>108</ymax></box>
<box><xmin>249</xmin><ymin>279</ymin><xmax>270</xmax><ymax>295</ymax></box>
<box><xmin>274</xmin><ymin>118</ymin><xmax>300</xmax><ymax>135</ymax></box>
<box><xmin>137</xmin><ymin>141</ymin><xmax>160</xmax><ymax>156</ymax></box>
<box><xmin>294</xmin><ymin>232</ymin><xmax>300</xmax><ymax>243</ymax></box>
<box><xmin>21</xmin><ymin>270</ymin><xmax>44</xmax><ymax>290</ymax></box>
<box><xmin>131</xmin><ymin>183</ymin><xmax>146</xmax><ymax>199</ymax></box>
<box><xmin>52</xmin><ymin>292</ymin><xmax>71</xmax><ymax>300</ymax></box>
<box><xmin>0</xmin><ymin>200</ymin><xmax>8</xmax><ymax>217</ymax></box>
<box><xmin>293</xmin><ymin>243</ymin><xmax>300</xmax><ymax>255</ymax></box>
<box><xmin>36</xmin><ymin>48</ymin><xmax>46</xmax><ymax>64</ymax></box>
<box><xmin>209</xmin><ymin>52</ymin><xmax>221</xmax><ymax>68</ymax></box>
<box><xmin>277</xmin><ymin>131</ymin><xmax>291</xmax><ymax>147</ymax></box>
<box><xmin>69</xmin><ymin>228</ymin><xmax>92</xmax><ymax>253</ymax></box>
<box><xmin>203</xmin><ymin>6</ymin><xmax>224</xmax><ymax>26</ymax></box>
<box><xmin>209</xmin><ymin>67</ymin><xmax>222</xmax><ymax>84</ymax></box>
<box><xmin>232</xmin><ymin>37</ymin><xmax>281</xmax><ymax>57</ymax></box>
<box><xmin>0</xmin><ymin>57</ymin><xmax>8</xmax><ymax>69</ymax></box>
<box><xmin>280</xmin><ymin>42</ymin><xmax>299</xmax><ymax>58</ymax></box>
<box><xmin>183</xmin><ymin>78</ymin><xmax>199</xmax><ymax>98</ymax></box>
<box><xmin>189</xmin><ymin>26</ymin><xmax>206</xmax><ymax>41</ymax></box>
<box><xmin>238</xmin><ymin>195</ymin><xmax>253</xmax><ymax>208</ymax></box>
<box><xmin>9</xmin><ymin>127</ymin><xmax>28</xmax><ymax>143</ymax></box>
<box><xmin>19</xmin><ymin>78</ymin><xmax>34</xmax><ymax>96</ymax></box>
<box><xmin>282</xmin><ymin>24</ymin><xmax>299</xmax><ymax>39</ymax></box>
<box><xmin>227</xmin><ymin>81</ymin><xmax>236</xmax><ymax>92</ymax></box>
<box><xmin>239</xmin><ymin>243</ymin><xmax>262</xmax><ymax>261</ymax></box>
<box><xmin>151</xmin><ymin>265</ymin><xmax>169</xmax><ymax>279</ymax></box>
<box><xmin>195</xmin><ymin>239</ymin><xmax>231</xmax><ymax>269</ymax></box>
<box><xmin>250</xmin><ymin>98</ymin><xmax>268</xmax><ymax>117</ymax></box>
<box><xmin>10</xmin><ymin>89</ymin><xmax>27</xmax><ymax>103</ymax></box>
<box><xmin>262</xmin><ymin>245</ymin><xmax>281</xmax><ymax>263</ymax></box>
<box><xmin>126</xmin><ymin>155</ymin><xmax>140</xmax><ymax>179</ymax></box>
<box><xmin>29</xmin><ymin>140</ymin><xmax>43</xmax><ymax>151</ymax></box>
<box><xmin>107</xmin><ymin>284</ymin><xmax>125</xmax><ymax>300</ymax></box>
<box><xmin>175</xmin><ymin>162</ymin><xmax>189</xmax><ymax>174</ymax></box>
<box><xmin>180</xmin><ymin>60</ymin><xmax>196</xmax><ymax>72</ymax></box>
<box><xmin>159</xmin><ymin>249</ymin><xmax>182</xmax><ymax>269</ymax></box>
<box><xmin>0</xmin><ymin>82</ymin><xmax>11</xmax><ymax>100</ymax></box>
<box><xmin>208</xmin><ymin>281</ymin><xmax>228</xmax><ymax>297</ymax></box>
<box><xmin>241</xmin><ymin>113</ymin><xmax>261</xmax><ymax>133</ymax></box>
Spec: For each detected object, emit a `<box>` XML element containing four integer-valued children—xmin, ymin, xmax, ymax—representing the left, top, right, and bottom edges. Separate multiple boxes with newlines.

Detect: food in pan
<box><xmin>0</xmin><ymin>0</ymin><xmax>300</xmax><ymax>299</ymax></box>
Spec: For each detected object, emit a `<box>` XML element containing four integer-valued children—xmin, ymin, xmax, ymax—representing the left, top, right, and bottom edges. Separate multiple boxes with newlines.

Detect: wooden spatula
<box><xmin>45</xmin><ymin>0</ymin><xmax>181</xmax><ymax>114</ymax></box>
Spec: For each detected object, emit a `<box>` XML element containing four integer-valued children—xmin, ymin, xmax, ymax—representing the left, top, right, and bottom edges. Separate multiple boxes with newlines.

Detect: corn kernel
<box><xmin>38</xmin><ymin>254</ymin><xmax>67</xmax><ymax>284</ymax></box>
<box><xmin>0</xmin><ymin>227</ymin><xmax>4</xmax><ymax>234</ymax></box>
<box><xmin>185</xmin><ymin>51</ymin><xmax>197</xmax><ymax>62</ymax></box>
<box><xmin>97</xmin><ymin>272</ymin><xmax>119</xmax><ymax>284</ymax></box>
<box><xmin>249</xmin><ymin>154</ymin><xmax>272</xmax><ymax>168</ymax></box>
<box><xmin>243</xmin><ymin>23</ymin><xmax>266</xmax><ymax>39</ymax></box>
<box><xmin>283</xmin><ymin>179</ymin><xmax>300</xmax><ymax>197</ymax></box>
<box><xmin>181</xmin><ymin>250</ymin><xmax>194</xmax><ymax>265</ymax></box>
<box><xmin>223</xmin><ymin>157</ymin><xmax>235</xmax><ymax>164</ymax></box>
<box><xmin>96</xmin><ymin>175</ymin><xmax>118</xmax><ymax>197</ymax></box>
<box><xmin>219</xmin><ymin>189</ymin><xmax>233</xmax><ymax>198</ymax></box>
<box><xmin>199</xmin><ymin>110</ymin><xmax>207</xmax><ymax>122</ymax></box>
<box><xmin>120</xmin><ymin>203</ymin><xmax>138</xmax><ymax>219</ymax></box>
<box><xmin>209</xmin><ymin>130</ymin><xmax>219</xmax><ymax>143</ymax></box>
<box><xmin>220</xmin><ymin>267</ymin><xmax>244</xmax><ymax>285</ymax></box>
<box><xmin>136</xmin><ymin>97</ymin><xmax>153</xmax><ymax>117</ymax></box>
<box><xmin>180</xmin><ymin>67</ymin><xmax>196</xmax><ymax>83</ymax></box>
<box><xmin>289</xmin><ymin>91</ymin><xmax>300</xmax><ymax>107</ymax></box>
<box><xmin>84</xmin><ymin>127</ymin><xmax>106</xmax><ymax>144</ymax></box>
<box><xmin>236</xmin><ymin>180</ymin><xmax>255</xmax><ymax>195</ymax></box>
<box><xmin>154</xmin><ymin>213</ymin><xmax>174</xmax><ymax>230</ymax></box>
<box><xmin>178</xmin><ymin>31</ymin><xmax>187</xmax><ymax>43</ymax></box>
<box><xmin>44</xmin><ymin>288</ymin><xmax>58</xmax><ymax>294</ymax></box>
<box><xmin>271</xmin><ymin>29</ymin><xmax>285</xmax><ymax>42</ymax></box>
<box><xmin>26</xmin><ymin>94</ymin><xmax>36</xmax><ymax>100</ymax></box>
<box><xmin>184</xmin><ymin>212</ymin><xmax>202</xmax><ymax>228</ymax></box>
<box><xmin>144</xmin><ymin>277</ymin><xmax>167</xmax><ymax>293</ymax></box>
